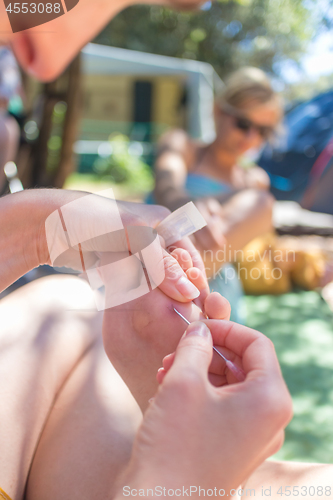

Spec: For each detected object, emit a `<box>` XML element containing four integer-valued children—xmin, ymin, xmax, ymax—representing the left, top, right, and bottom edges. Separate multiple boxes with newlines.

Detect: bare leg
<box><xmin>0</xmin><ymin>275</ymin><xmax>141</xmax><ymax>500</ymax></box>
<box><xmin>0</xmin><ymin>275</ymin><xmax>102</xmax><ymax>498</ymax></box>
<box><xmin>26</xmin><ymin>335</ymin><xmax>141</xmax><ymax>500</ymax></box>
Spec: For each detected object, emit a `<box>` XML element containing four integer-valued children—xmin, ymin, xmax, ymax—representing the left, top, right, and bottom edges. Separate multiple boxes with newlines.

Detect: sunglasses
<box><xmin>224</xmin><ymin>111</ymin><xmax>275</xmax><ymax>141</ymax></box>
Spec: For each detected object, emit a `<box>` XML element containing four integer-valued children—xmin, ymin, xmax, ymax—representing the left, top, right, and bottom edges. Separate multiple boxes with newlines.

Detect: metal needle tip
<box><xmin>173</xmin><ymin>307</ymin><xmax>190</xmax><ymax>325</ymax></box>
<box><xmin>212</xmin><ymin>345</ymin><xmax>227</xmax><ymax>362</ymax></box>
<box><xmin>173</xmin><ymin>308</ymin><xmax>235</xmax><ymax>366</ymax></box>
<box><xmin>173</xmin><ymin>307</ymin><xmax>245</xmax><ymax>381</ymax></box>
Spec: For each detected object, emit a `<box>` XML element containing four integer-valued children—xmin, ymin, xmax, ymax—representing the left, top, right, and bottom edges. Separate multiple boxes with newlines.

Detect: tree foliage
<box><xmin>94</xmin><ymin>0</ymin><xmax>321</xmax><ymax>79</ymax></box>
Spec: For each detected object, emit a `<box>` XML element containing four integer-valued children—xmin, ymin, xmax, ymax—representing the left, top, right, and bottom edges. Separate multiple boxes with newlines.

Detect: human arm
<box><xmin>153</xmin><ymin>132</ymin><xmax>274</xmax><ymax>276</ymax></box>
<box><xmin>153</xmin><ymin>129</ymin><xmax>194</xmax><ymax>211</ymax></box>
<box><xmin>113</xmin><ymin>319</ymin><xmax>293</xmax><ymax>497</ymax></box>
<box><xmin>193</xmin><ymin>189</ymin><xmax>274</xmax><ymax>278</ymax></box>
<box><xmin>0</xmin><ymin>189</ymin><xmax>209</xmax><ymax>303</ymax></box>
<box><xmin>154</xmin><ymin>147</ymin><xmax>273</xmax><ymax>262</ymax></box>
<box><xmin>153</xmin><ymin>132</ymin><xmax>228</xmax><ymax>257</ymax></box>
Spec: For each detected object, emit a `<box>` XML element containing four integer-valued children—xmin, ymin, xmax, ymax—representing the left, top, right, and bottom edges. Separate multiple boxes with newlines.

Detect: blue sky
<box><xmin>277</xmin><ymin>35</ymin><xmax>333</xmax><ymax>84</ymax></box>
<box><xmin>302</xmin><ymin>31</ymin><xmax>333</xmax><ymax>79</ymax></box>
<box><xmin>280</xmin><ymin>0</ymin><xmax>333</xmax><ymax>84</ymax></box>
<box><xmin>280</xmin><ymin>32</ymin><xmax>333</xmax><ymax>84</ymax></box>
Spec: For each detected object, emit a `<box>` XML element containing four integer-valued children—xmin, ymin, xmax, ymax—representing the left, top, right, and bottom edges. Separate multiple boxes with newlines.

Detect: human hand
<box><xmin>118</xmin><ymin>320</ymin><xmax>292</xmax><ymax>495</ymax></box>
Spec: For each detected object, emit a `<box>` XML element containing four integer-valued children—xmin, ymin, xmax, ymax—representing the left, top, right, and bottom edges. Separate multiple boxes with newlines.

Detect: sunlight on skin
<box><xmin>103</xmin><ymin>290</ymin><xmax>231</xmax><ymax>412</ymax></box>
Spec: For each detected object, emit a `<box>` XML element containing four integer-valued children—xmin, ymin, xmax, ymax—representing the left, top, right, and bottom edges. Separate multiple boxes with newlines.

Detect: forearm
<box><xmin>0</xmin><ymin>189</ymin><xmax>87</xmax><ymax>292</ymax></box>
<box><xmin>153</xmin><ymin>152</ymin><xmax>189</xmax><ymax>211</ymax></box>
<box><xmin>221</xmin><ymin>189</ymin><xmax>274</xmax><ymax>255</ymax></box>
<box><xmin>200</xmin><ymin>189</ymin><xmax>274</xmax><ymax>278</ymax></box>
<box><xmin>154</xmin><ymin>183</ymin><xmax>191</xmax><ymax>212</ymax></box>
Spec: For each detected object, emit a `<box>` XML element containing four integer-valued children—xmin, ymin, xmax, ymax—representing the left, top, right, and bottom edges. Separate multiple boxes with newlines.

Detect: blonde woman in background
<box><xmin>151</xmin><ymin>67</ymin><xmax>282</xmax><ymax>320</ymax></box>
<box><xmin>153</xmin><ymin>67</ymin><xmax>333</xmax><ymax>303</ymax></box>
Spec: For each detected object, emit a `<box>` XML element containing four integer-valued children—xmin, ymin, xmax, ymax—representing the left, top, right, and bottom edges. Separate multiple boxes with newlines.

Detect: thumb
<box><xmin>170</xmin><ymin>322</ymin><xmax>213</xmax><ymax>380</ymax></box>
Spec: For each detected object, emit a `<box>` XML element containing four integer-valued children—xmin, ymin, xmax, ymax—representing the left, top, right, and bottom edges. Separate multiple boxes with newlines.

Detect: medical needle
<box><xmin>173</xmin><ymin>307</ymin><xmax>246</xmax><ymax>382</ymax></box>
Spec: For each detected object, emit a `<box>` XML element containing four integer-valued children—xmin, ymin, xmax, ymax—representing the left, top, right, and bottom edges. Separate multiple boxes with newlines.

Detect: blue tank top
<box><xmin>146</xmin><ymin>173</ymin><xmax>233</xmax><ymax>204</ymax></box>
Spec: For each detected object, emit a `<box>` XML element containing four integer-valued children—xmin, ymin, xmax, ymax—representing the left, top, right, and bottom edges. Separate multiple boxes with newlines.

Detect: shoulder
<box><xmin>157</xmin><ymin>129</ymin><xmax>195</xmax><ymax>165</ymax></box>
<box><xmin>158</xmin><ymin>129</ymin><xmax>191</xmax><ymax>150</ymax></box>
<box><xmin>158</xmin><ymin>129</ymin><xmax>194</xmax><ymax>155</ymax></box>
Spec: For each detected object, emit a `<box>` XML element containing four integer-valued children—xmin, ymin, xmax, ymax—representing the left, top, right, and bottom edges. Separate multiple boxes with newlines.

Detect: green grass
<box><xmin>63</xmin><ymin>172</ymin><xmax>149</xmax><ymax>201</ymax></box>
<box><xmin>245</xmin><ymin>291</ymin><xmax>333</xmax><ymax>463</ymax></box>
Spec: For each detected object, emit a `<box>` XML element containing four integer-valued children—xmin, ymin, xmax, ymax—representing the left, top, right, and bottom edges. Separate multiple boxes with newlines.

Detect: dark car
<box><xmin>258</xmin><ymin>90</ymin><xmax>333</xmax><ymax>214</ymax></box>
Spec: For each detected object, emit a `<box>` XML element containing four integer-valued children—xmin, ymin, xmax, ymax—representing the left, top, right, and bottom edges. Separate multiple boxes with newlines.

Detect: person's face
<box><xmin>215</xmin><ymin>101</ymin><xmax>281</xmax><ymax>157</ymax></box>
<box><xmin>0</xmin><ymin>0</ymin><xmax>206</xmax><ymax>82</ymax></box>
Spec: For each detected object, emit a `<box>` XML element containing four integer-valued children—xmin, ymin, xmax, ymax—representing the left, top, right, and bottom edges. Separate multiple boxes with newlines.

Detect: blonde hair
<box><xmin>217</xmin><ymin>67</ymin><xmax>283</xmax><ymax>117</ymax></box>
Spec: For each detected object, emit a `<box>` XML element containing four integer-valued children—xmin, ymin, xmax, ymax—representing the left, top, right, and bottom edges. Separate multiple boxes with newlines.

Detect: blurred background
<box><xmin>4</xmin><ymin>0</ymin><xmax>333</xmax><ymax>201</ymax></box>
<box><xmin>2</xmin><ymin>0</ymin><xmax>333</xmax><ymax>465</ymax></box>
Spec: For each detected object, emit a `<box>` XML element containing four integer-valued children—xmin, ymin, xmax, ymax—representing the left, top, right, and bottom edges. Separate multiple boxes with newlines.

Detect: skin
<box><xmin>1</xmin><ymin>274</ymin><xmax>331</xmax><ymax>500</ymax></box>
<box><xmin>0</xmin><ymin>275</ymin><xmax>105</xmax><ymax>499</ymax></box>
<box><xmin>211</xmin><ymin>102</ymin><xmax>282</xmax><ymax>172</ymax></box>
<box><xmin>103</xmin><ymin>248</ymin><xmax>229</xmax><ymax>412</ymax></box>
<box><xmin>113</xmin><ymin>319</ymin><xmax>293</xmax><ymax>497</ymax></box>
<box><xmin>0</xmin><ymin>0</ymin><xmax>210</xmax><ymax>308</ymax></box>
<box><xmin>0</xmin><ymin>0</ymin><xmax>133</xmax><ymax>81</ymax></box>
<box><xmin>0</xmin><ymin>189</ymin><xmax>209</xmax><ymax>303</ymax></box>
<box><xmin>0</xmin><ymin>0</ymin><xmax>205</xmax><ymax>82</ymax></box>
<box><xmin>0</xmin><ymin>2</ymin><xmax>330</xmax><ymax>498</ymax></box>
<box><xmin>154</xmin><ymin>101</ymin><xmax>281</xmax><ymax>209</ymax></box>
<box><xmin>153</xmin><ymin>100</ymin><xmax>279</xmax><ymax>277</ymax></box>
<box><xmin>0</xmin><ymin>273</ymin><xmax>226</xmax><ymax>500</ymax></box>
<box><xmin>244</xmin><ymin>460</ymin><xmax>333</xmax><ymax>500</ymax></box>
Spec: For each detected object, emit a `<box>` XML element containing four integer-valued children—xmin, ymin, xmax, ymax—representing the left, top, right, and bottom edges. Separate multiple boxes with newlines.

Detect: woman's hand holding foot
<box><xmin>115</xmin><ymin>320</ymin><xmax>293</xmax><ymax>498</ymax></box>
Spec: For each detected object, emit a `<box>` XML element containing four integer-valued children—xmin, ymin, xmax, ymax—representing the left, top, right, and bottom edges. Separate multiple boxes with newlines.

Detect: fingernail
<box><xmin>185</xmin><ymin>322</ymin><xmax>211</xmax><ymax>338</ymax></box>
<box><xmin>176</xmin><ymin>276</ymin><xmax>200</xmax><ymax>300</ymax></box>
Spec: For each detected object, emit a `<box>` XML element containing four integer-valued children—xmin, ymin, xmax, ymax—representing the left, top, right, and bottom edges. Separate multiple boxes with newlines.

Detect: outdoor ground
<box><xmin>246</xmin><ymin>291</ymin><xmax>333</xmax><ymax>464</ymax></box>
<box><xmin>64</xmin><ymin>173</ymin><xmax>143</xmax><ymax>201</ymax></box>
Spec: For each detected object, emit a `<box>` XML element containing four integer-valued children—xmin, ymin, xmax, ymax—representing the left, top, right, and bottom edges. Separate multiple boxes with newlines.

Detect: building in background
<box><xmin>14</xmin><ymin>43</ymin><xmax>222</xmax><ymax>190</ymax></box>
<box><xmin>79</xmin><ymin>43</ymin><xmax>221</xmax><ymax>145</ymax></box>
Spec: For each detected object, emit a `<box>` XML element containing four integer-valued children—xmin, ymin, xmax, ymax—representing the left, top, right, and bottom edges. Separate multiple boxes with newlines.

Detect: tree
<box><xmin>94</xmin><ymin>0</ymin><xmax>322</xmax><ymax>79</ymax></box>
<box><xmin>19</xmin><ymin>56</ymin><xmax>82</xmax><ymax>189</ymax></box>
